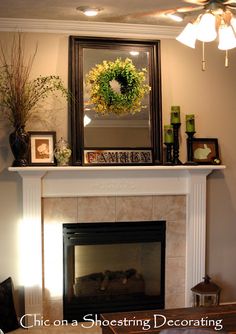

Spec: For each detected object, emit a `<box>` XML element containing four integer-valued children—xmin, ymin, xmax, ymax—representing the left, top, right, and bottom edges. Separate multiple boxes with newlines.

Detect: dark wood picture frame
<box><xmin>69</xmin><ymin>36</ymin><xmax>162</xmax><ymax>166</ymax></box>
<box><xmin>191</xmin><ymin>138</ymin><xmax>220</xmax><ymax>164</ymax></box>
<box><xmin>28</xmin><ymin>131</ymin><xmax>56</xmax><ymax>166</ymax></box>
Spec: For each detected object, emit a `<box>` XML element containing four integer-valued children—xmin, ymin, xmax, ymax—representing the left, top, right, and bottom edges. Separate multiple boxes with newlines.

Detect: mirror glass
<box><xmin>83</xmin><ymin>48</ymin><xmax>151</xmax><ymax>148</ymax></box>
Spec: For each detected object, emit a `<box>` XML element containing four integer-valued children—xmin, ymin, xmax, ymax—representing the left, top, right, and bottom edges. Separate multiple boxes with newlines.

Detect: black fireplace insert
<box><xmin>63</xmin><ymin>221</ymin><xmax>166</xmax><ymax>321</ymax></box>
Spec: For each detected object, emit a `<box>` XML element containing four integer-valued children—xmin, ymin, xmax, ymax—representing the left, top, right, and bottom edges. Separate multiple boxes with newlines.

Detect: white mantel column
<box><xmin>185</xmin><ymin>169</ymin><xmax>211</xmax><ymax>306</ymax></box>
<box><xmin>18</xmin><ymin>171</ymin><xmax>46</xmax><ymax>322</ymax></box>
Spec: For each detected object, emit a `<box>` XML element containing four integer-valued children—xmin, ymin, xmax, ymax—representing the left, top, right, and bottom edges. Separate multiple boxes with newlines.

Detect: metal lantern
<box><xmin>191</xmin><ymin>275</ymin><xmax>221</xmax><ymax>307</ymax></box>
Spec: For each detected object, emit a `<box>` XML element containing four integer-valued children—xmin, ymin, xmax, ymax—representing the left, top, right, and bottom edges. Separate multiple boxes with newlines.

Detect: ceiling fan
<box><xmin>114</xmin><ymin>0</ymin><xmax>236</xmax><ymax>70</ymax></box>
<box><xmin>120</xmin><ymin>0</ymin><xmax>236</xmax><ymax>22</ymax></box>
<box><xmin>172</xmin><ymin>0</ymin><xmax>236</xmax><ymax>70</ymax></box>
<box><xmin>167</xmin><ymin>0</ymin><xmax>236</xmax><ymax>21</ymax></box>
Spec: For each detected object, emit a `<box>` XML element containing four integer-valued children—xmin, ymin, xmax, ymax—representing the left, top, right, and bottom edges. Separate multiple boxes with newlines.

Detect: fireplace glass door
<box><xmin>63</xmin><ymin>221</ymin><xmax>165</xmax><ymax>321</ymax></box>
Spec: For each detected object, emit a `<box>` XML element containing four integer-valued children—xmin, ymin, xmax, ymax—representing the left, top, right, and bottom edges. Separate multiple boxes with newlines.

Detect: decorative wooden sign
<box><xmin>84</xmin><ymin>150</ymin><xmax>152</xmax><ymax>165</ymax></box>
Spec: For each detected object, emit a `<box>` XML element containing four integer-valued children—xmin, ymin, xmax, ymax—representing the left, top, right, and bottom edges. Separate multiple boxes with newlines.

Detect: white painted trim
<box><xmin>20</xmin><ymin>171</ymin><xmax>46</xmax><ymax>323</ymax></box>
<box><xmin>0</xmin><ymin>18</ymin><xmax>181</xmax><ymax>38</ymax></box>
<box><xmin>9</xmin><ymin>165</ymin><xmax>225</xmax><ymax>312</ymax></box>
<box><xmin>9</xmin><ymin>165</ymin><xmax>225</xmax><ymax>172</ymax></box>
<box><xmin>185</xmin><ymin>170</ymin><xmax>210</xmax><ymax>306</ymax></box>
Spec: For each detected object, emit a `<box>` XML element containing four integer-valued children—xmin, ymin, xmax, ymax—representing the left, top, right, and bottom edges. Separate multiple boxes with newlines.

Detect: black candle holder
<box><xmin>185</xmin><ymin>131</ymin><xmax>198</xmax><ymax>165</ymax></box>
<box><xmin>164</xmin><ymin>143</ymin><xmax>173</xmax><ymax>165</ymax></box>
<box><xmin>172</xmin><ymin>123</ymin><xmax>182</xmax><ymax>165</ymax></box>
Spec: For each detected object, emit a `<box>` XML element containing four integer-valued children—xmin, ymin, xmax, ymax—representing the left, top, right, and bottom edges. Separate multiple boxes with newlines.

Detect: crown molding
<box><xmin>0</xmin><ymin>18</ymin><xmax>181</xmax><ymax>39</ymax></box>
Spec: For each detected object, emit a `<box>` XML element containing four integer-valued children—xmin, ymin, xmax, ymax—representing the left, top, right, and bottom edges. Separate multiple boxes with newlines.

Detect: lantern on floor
<box><xmin>191</xmin><ymin>275</ymin><xmax>221</xmax><ymax>307</ymax></box>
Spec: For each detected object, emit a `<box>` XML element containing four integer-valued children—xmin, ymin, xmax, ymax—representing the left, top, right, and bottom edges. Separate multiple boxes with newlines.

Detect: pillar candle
<box><xmin>171</xmin><ymin>106</ymin><xmax>181</xmax><ymax>124</ymax></box>
<box><xmin>164</xmin><ymin>125</ymin><xmax>174</xmax><ymax>143</ymax></box>
<box><xmin>186</xmin><ymin>114</ymin><xmax>195</xmax><ymax>132</ymax></box>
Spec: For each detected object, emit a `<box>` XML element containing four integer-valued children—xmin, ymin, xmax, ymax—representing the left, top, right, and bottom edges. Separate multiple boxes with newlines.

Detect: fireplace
<box><xmin>63</xmin><ymin>221</ymin><xmax>166</xmax><ymax>321</ymax></box>
<box><xmin>9</xmin><ymin>165</ymin><xmax>225</xmax><ymax>324</ymax></box>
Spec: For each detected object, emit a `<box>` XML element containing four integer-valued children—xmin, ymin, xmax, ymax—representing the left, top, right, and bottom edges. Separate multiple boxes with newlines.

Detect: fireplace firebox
<box><xmin>63</xmin><ymin>221</ymin><xmax>166</xmax><ymax>321</ymax></box>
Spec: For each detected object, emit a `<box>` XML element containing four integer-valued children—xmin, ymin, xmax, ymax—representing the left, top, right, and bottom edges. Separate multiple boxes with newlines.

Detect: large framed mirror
<box><xmin>69</xmin><ymin>36</ymin><xmax>162</xmax><ymax>165</ymax></box>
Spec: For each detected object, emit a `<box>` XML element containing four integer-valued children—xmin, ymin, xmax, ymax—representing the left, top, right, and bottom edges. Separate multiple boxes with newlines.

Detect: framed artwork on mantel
<box><xmin>28</xmin><ymin>131</ymin><xmax>56</xmax><ymax>166</ymax></box>
<box><xmin>191</xmin><ymin>138</ymin><xmax>220</xmax><ymax>164</ymax></box>
<box><xmin>69</xmin><ymin>36</ymin><xmax>162</xmax><ymax>166</ymax></box>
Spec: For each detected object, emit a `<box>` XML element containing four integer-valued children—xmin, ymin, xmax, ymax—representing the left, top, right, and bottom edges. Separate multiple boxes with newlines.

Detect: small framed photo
<box><xmin>29</xmin><ymin>131</ymin><xmax>56</xmax><ymax>166</ymax></box>
<box><xmin>191</xmin><ymin>138</ymin><xmax>220</xmax><ymax>164</ymax></box>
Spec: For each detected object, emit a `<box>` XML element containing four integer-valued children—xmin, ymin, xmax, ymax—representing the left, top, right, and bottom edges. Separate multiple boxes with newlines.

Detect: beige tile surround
<box><xmin>43</xmin><ymin>195</ymin><xmax>186</xmax><ymax>322</ymax></box>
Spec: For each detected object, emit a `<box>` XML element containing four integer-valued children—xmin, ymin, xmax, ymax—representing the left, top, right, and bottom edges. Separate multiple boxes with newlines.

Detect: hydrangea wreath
<box><xmin>86</xmin><ymin>58</ymin><xmax>151</xmax><ymax>115</ymax></box>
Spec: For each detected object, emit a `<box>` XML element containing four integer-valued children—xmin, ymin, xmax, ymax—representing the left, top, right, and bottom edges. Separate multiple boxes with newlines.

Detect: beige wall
<box><xmin>161</xmin><ymin>39</ymin><xmax>236</xmax><ymax>302</ymax></box>
<box><xmin>0</xmin><ymin>31</ymin><xmax>235</xmax><ymax>307</ymax></box>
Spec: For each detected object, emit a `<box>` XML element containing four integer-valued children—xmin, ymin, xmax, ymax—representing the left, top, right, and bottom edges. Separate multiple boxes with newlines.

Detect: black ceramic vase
<box><xmin>9</xmin><ymin>126</ymin><xmax>29</xmax><ymax>167</ymax></box>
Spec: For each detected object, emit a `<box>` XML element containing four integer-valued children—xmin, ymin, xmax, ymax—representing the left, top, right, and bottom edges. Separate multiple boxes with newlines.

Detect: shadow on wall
<box><xmin>0</xmin><ymin>174</ymin><xmax>24</xmax><ymax>318</ymax></box>
<box><xmin>0</xmin><ymin>146</ymin><xmax>9</xmax><ymax>169</ymax></box>
<box><xmin>0</xmin><ymin>118</ymin><xmax>12</xmax><ymax>171</ymax></box>
<box><xmin>0</xmin><ymin>139</ymin><xmax>24</xmax><ymax>316</ymax></box>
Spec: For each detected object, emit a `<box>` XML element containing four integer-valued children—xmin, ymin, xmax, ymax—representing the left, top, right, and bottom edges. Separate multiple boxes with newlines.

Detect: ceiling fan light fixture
<box><xmin>176</xmin><ymin>22</ymin><xmax>198</xmax><ymax>48</ymax></box>
<box><xmin>166</xmin><ymin>12</ymin><xmax>185</xmax><ymax>22</ymax></box>
<box><xmin>77</xmin><ymin>6</ymin><xmax>102</xmax><ymax>17</ymax></box>
<box><xmin>175</xmin><ymin>1</ymin><xmax>236</xmax><ymax>69</ymax></box>
<box><xmin>218</xmin><ymin>24</ymin><xmax>236</xmax><ymax>50</ymax></box>
<box><xmin>196</xmin><ymin>12</ymin><xmax>217</xmax><ymax>42</ymax></box>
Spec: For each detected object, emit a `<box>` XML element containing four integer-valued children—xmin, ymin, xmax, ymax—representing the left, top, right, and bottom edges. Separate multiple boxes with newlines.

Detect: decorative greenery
<box><xmin>0</xmin><ymin>34</ymin><xmax>69</xmax><ymax>129</ymax></box>
<box><xmin>86</xmin><ymin>58</ymin><xmax>151</xmax><ymax>116</ymax></box>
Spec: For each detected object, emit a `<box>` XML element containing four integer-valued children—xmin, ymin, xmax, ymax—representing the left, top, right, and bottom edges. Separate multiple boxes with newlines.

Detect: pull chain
<box><xmin>225</xmin><ymin>50</ymin><xmax>229</xmax><ymax>68</ymax></box>
<box><xmin>202</xmin><ymin>42</ymin><xmax>206</xmax><ymax>71</ymax></box>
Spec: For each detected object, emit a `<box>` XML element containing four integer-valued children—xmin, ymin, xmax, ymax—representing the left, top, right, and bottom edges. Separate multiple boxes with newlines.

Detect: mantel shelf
<box><xmin>9</xmin><ymin>164</ymin><xmax>225</xmax><ymax>173</ymax></box>
<box><xmin>8</xmin><ymin>164</ymin><xmax>226</xmax><ymax>198</ymax></box>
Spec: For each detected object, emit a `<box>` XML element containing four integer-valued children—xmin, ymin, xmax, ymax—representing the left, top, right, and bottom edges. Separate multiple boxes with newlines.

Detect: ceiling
<box><xmin>0</xmin><ymin>0</ymin><xmax>196</xmax><ymax>26</ymax></box>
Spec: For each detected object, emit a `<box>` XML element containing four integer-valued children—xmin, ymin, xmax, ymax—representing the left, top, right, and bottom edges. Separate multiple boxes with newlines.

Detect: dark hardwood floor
<box><xmin>101</xmin><ymin>304</ymin><xmax>236</xmax><ymax>333</ymax></box>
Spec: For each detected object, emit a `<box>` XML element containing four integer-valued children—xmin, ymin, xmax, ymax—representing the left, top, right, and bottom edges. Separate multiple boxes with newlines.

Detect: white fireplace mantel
<box><xmin>9</xmin><ymin>165</ymin><xmax>225</xmax><ymax>318</ymax></box>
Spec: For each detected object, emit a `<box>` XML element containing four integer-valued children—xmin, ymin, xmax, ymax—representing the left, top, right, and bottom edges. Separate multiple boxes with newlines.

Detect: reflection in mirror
<box><xmin>69</xmin><ymin>37</ymin><xmax>162</xmax><ymax>165</ymax></box>
<box><xmin>83</xmin><ymin>49</ymin><xmax>151</xmax><ymax>148</ymax></box>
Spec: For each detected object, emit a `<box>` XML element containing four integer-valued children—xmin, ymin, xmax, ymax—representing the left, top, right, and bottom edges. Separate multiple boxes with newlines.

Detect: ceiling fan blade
<box><xmin>132</xmin><ymin>9</ymin><xmax>169</xmax><ymax>17</ymax></box>
<box><xmin>121</xmin><ymin>8</ymin><xmax>170</xmax><ymax>18</ymax></box>
<box><xmin>183</xmin><ymin>0</ymin><xmax>208</xmax><ymax>4</ymax></box>
<box><xmin>177</xmin><ymin>5</ymin><xmax>204</xmax><ymax>12</ymax></box>
<box><xmin>225</xmin><ymin>1</ymin><xmax>236</xmax><ymax>8</ymax></box>
<box><xmin>111</xmin><ymin>5</ymin><xmax>204</xmax><ymax>22</ymax></box>
<box><xmin>104</xmin><ymin>8</ymin><xmax>168</xmax><ymax>22</ymax></box>
<box><xmin>224</xmin><ymin>0</ymin><xmax>236</xmax><ymax>3</ymax></box>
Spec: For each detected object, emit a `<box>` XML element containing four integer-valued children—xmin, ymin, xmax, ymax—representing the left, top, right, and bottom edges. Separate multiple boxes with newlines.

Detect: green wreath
<box><xmin>86</xmin><ymin>58</ymin><xmax>151</xmax><ymax>115</ymax></box>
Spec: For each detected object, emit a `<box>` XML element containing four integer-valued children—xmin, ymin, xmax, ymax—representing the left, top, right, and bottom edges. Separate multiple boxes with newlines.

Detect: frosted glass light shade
<box><xmin>197</xmin><ymin>13</ymin><xmax>217</xmax><ymax>42</ymax></box>
<box><xmin>218</xmin><ymin>25</ymin><xmax>236</xmax><ymax>50</ymax></box>
<box><xmin>176</xmin><ymin>23</ymin><xmax>198</xmax><ymax>48</ymax></box>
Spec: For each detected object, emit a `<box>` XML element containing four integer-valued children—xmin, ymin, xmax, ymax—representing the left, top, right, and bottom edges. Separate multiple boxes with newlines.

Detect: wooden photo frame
<box><xmin>29</xmin><ymin>131</ymin><xmax>56</xmax><ymax>166</ymax></box>
<box><xmin>191</xmin><ymin>138</ymin><xmax>220</xmax><ymax>164</ymax></box>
